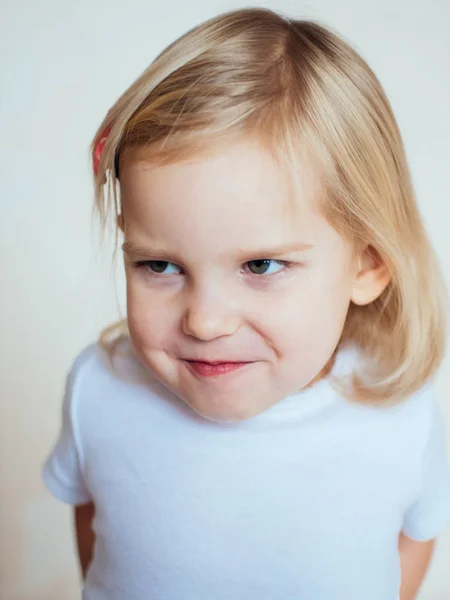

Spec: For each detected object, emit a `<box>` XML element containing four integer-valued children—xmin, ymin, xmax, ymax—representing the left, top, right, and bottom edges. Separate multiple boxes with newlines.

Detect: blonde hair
<box><xmin>92</xmin><ymin>7</ymin><xmax>447</xmax><ymax>403</ymax></box>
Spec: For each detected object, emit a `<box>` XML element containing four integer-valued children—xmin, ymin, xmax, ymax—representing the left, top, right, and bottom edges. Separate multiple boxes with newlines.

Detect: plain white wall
<box><xmin>1</xmin><ymin>0</ymin><xmax>449</xmax><ymax>597</ymax></box>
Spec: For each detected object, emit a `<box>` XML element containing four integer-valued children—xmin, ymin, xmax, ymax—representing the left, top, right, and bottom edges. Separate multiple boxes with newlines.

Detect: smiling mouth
<box><xmin>184</xmin><ymin>360</ymin><xmax>254</xmax><ymax>377</ymax></box>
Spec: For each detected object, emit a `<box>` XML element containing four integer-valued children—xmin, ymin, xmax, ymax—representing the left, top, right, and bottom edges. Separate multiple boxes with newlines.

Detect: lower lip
<box><xmin>185</xmin><ymin>361</ymin><xmax>252</xmax><ymax>377</ymax></box>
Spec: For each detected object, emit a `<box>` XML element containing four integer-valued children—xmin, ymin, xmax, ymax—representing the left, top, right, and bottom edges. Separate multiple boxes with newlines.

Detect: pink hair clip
<box><xmin>93</xmin><ymin>125</ymin><xmax>112</xmax><ymax>177</ymax></box>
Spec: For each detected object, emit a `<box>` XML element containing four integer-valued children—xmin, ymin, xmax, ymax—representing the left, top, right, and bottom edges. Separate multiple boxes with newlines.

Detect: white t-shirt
<box><xmin>43</xmin><ymin>338</ymin><xmax>450</xmax><ymax>600</ymax></box>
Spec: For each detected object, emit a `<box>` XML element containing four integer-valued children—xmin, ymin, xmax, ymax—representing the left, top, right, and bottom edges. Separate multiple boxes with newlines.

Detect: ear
<box><xmin>351</xmin><ymin>246</ymin><xmax>390</xmax><ymax>306</ymax></box>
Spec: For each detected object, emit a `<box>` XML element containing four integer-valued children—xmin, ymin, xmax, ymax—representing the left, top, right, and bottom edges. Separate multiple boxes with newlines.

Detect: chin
<box><xmin>183</xmin><ymin>393</ymin><xmax>273</xmax><ymax>423</ymax></box>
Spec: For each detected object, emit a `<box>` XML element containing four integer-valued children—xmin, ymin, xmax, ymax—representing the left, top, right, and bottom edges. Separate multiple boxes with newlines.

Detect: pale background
<box><xmin>1</xmin><ymin>0</ymin><xmax>449</xmax><ymax>597</ymax></box>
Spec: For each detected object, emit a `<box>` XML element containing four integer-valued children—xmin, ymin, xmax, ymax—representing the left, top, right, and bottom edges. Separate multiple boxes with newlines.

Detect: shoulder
<box><xmin>66</xmin><ymin>336</ymin><xmax>177</xmax><ymax>417</ymax></box>
<box><xmin>67</xmin><ymin>341</ymin><xmax>113</xmax><ymax>395</ymax></box>
<box><xmin>395</xmin><ymin>383</ymin><xmax>446</xmax><ymax>453</ymax></box>
<box><xmin>387</xmin><ymin>382</ymin><xmax>437</xmax><ymax>427</ymax></box>
<box><xmin>332</xmin><ymin>345</ymin><xmax>439</xmax><ymax>446</ymax></box>
<box><xmin>69</xmin><ymin>342</ymin><xmax>106</xmax><ymax>381</ymax></box>
<box><xmin>66</xmin><ymin>336</ymin><xmax>153</xmax><ymax>411</ymax></box>
<box><xmin>69</xmin><ymin>335</ymin><xmax>142</xmax><ymax>385</ymax></box>
<box><xmin>333</xmin><ymin>344</ymin><xmax>437</xmax><ymax>423</ymax></box>
<box><xmin>365</xmin><ymin>382</ymin><xmax>440</xmax><ymax>460</ymax></box>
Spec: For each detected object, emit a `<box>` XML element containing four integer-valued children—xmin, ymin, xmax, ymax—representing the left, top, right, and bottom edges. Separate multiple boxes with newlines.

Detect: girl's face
<box><xmin>120</xmin><ymin>138</ymin><xmax>361</xmax><ymax>422</ymax></box>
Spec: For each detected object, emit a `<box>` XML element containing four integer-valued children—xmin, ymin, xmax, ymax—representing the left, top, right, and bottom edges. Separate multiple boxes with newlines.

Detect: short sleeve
<box><xmin>42</xmin><ymin>366</ymin><xmax>92</xmax><ymax>505</ymax></box>
<box><xmin>402</xmin><ymin>389</ymin><xmax>450</xmax><ymax>541</ymax></box>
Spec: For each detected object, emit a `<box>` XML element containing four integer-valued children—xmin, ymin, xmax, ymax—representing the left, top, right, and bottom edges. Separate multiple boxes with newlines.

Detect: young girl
<box><xmin>43</xmin><ymin>8</ymin><xmax>450</xmax><ymax>600</ymax></box>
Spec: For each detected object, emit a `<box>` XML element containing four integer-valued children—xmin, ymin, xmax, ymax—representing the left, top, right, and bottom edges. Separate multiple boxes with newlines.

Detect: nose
<box><xmin>182</xmin><ymin>288</ymin><xmax>241</xmax><ymax>341</ymax></box>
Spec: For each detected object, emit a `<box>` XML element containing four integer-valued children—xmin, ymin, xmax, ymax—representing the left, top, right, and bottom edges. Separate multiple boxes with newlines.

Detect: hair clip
<box><xmin>93</xmin><ymin>125</ymin><xmax>120</xmax><ymax>179</ymax></box>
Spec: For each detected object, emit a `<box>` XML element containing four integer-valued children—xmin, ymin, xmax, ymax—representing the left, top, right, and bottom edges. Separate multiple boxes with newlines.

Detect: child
<box><xmin>43</xmin><ymin>8</ymin><xmax>450</xmax><ymax>600</ymax></box>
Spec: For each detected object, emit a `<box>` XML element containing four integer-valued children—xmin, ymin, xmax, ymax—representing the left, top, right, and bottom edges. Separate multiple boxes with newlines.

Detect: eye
<box><xmin>245</xmin><ymin>259</ymin><xmax>287</xmax><ymax>275</ymax></box>
<box><xmin>136</xmin><ymin>260</ymin><xmax>182</xmax><ymax>275</ymax></box>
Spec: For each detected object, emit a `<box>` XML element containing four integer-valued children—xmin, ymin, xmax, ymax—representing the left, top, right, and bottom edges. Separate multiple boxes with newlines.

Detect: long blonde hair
<box><xmin>92</xmin><ymin>7</ymin><xmax>447</xmax><ymax>403</ymax></box>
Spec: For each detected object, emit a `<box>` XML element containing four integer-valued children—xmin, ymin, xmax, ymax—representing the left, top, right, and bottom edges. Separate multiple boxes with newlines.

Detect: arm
<box><xmin>74</xmin><ymin>502</ymin><xmax>96</xmax><ymax>579</ymax></box>
<box><xmin>399</xmin><ymin>532</ymin><xmax>435</xmax><ymax>600</ymax></box>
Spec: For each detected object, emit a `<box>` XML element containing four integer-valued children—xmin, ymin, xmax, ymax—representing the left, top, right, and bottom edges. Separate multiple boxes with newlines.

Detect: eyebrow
<box><xmin>238</xmin><ymin>242</ymin><xmax>314</xmax><ymax>260</ymax></box>
<box><xmin>121</xmin><ymin>241</ymin><xmax>313</xmax><ymax>261</ymax></box>
<box><xmin>122</xmin><ymin>242</ymin><xmax>174</xmax><ymax>260</ymax></box>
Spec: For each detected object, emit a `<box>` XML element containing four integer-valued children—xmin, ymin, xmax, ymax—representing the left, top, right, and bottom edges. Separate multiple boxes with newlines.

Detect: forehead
<box><xmin>119</xmin><ymin>137</ymin><xmax>324</xmax><ymax>248</ymax></box>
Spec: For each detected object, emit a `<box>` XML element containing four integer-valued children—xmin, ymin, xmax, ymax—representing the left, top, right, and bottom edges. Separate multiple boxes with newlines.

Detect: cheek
<box><xmin>126</xmin><ymin>280</ymin><xmax>176</xmax><ymax>350</ymax></box>
<box><xmin>305</xmin><ymin>273</ymin><xmax>352</xmax><ymax>327</ymax></box>
<box><xmin>264</xmin><ymin>266</ymin><xmax>353</xmax><ymax>351</ymax></box>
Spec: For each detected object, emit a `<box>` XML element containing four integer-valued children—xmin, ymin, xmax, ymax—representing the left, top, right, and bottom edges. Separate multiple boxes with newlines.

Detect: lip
<box><xmin>184</xmin><ymin>360</ymin><xmax>254</xmax><ymax>378</ymax></box>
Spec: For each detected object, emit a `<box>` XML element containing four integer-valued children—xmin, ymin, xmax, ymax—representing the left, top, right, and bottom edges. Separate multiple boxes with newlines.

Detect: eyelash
<box><xmin>133</xmin><ymin>259</ymin><xmax>292</xmax><ymax>278</ymax></box>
